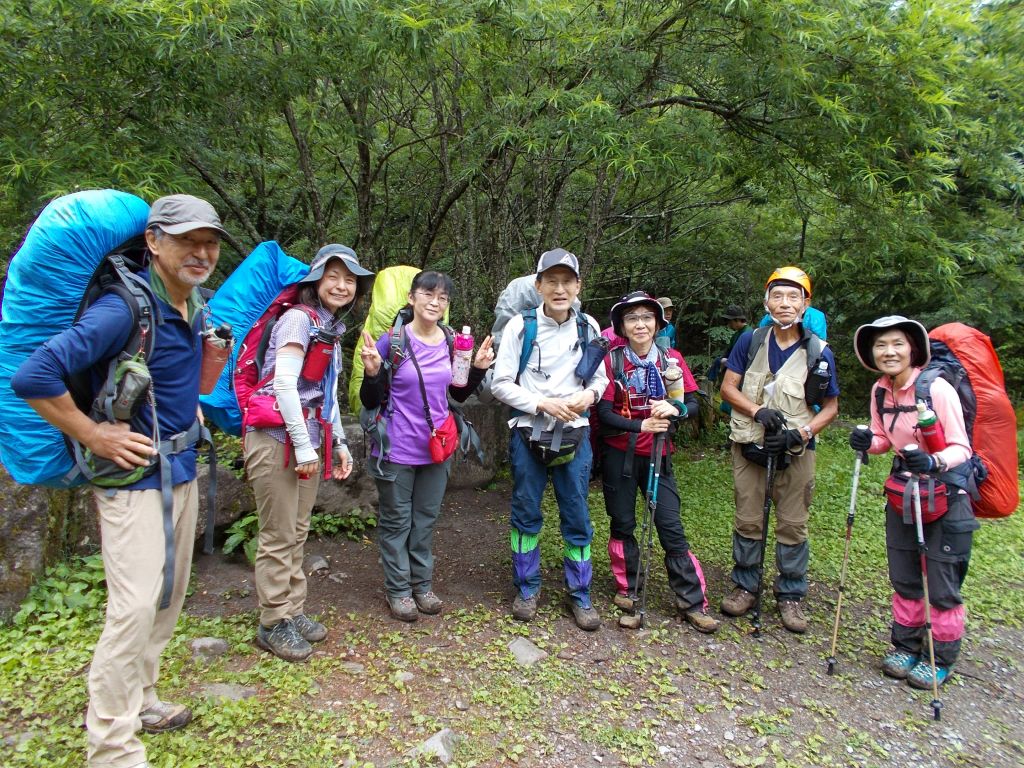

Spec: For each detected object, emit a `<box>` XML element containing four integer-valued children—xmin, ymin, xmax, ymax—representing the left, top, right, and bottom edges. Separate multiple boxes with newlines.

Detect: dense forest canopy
<box><xmin>2</xmin><ymin>0</ymin><xmax>1022</xmax><ymax>401</ymax></box>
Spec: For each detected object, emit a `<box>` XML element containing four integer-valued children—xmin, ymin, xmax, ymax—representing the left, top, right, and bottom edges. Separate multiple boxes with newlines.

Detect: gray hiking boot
<box><xmin>720</xmin><ymin>587</ymin><xmax>756</xmax><ymax>617</ymax></box>
<box><xmin>139</xmin><ymin>700</ymin><xmax>192</xmax><ymax>733</ymax></box>
<box><xmin>292</xmin><ymin>613</ymin><xmax>327</xmax><ymax>643</ymax></box>
<box><xmin>567</xmin><ymin>597</ymin><xmax>601</xmax><ymax>631</ymax></box>
<box><xmin>778</xmin><ymin>600</ymin><xmax>809</xmax><ymax>633</ymax></box>
<box><xmin>413</xmin><ymin>591</ymin><xmax>443</xmax><ymax>615</ymax></box>
<box><xmin>388</xmin><ymin>596</ymin><xmax>419</xmax><ymax>622</ymax></box>
<box><xmin>512</xmin><ymin>594</ymin><xmax>538</xmax><ymax>622</ymax></box>
<box><xmin>256</xmin><ymin>619</ymin><xmax>312</xmax><ymax>662</ymax></box>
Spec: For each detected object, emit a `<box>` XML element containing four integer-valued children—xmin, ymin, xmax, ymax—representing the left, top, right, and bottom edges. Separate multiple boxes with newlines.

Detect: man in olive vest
<box><xmin>718</xmin><ymin>267</ymin><xmax>839</xmax><ymax>633</ymax></box>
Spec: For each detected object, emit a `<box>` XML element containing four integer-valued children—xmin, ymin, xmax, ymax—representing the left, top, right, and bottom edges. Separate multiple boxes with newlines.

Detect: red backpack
<box><xmin>929</xmin><ymin>324</ymin><xmax>1019</xmax><ymax>518</ymax></box>
<box><xmin>233</xmin><ymin>284</ymin><xmax>319</xmax><ymax>431</ymax></box>
<box><xmin>877</xmin><ymin>323</ymin><xmax>1019</xmax><ymax>518</ymax></box>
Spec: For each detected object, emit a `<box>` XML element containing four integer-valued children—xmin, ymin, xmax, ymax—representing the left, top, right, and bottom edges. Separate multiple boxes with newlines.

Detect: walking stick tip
<box><xmin>826</xmin><ymin>658</ymin><xmax>836</xmax><ymax>675</ymax></box>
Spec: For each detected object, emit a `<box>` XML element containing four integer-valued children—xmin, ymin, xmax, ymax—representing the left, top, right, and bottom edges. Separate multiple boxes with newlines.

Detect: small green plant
<box><xmin>223</xmin><ymin>513</ymin><xmax>260</xmax><ymax>564</ymax></box>
<box><xmin>310</xmin><ymin>509</ymin><xmax>376</xmax><ymax>540</ymax></box>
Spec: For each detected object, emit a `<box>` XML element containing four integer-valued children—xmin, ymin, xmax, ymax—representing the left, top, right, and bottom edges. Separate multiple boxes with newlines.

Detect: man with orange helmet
<box><xmin>718</xmin><ymin>267</ymin><xmax>840</xmax><ymax>633</ymax></box>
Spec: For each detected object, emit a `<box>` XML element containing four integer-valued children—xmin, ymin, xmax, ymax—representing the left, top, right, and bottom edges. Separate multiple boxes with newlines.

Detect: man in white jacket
<box><xmin>491</xmin><ymin>248</ymin><xmax>609</xmax><ymax>630</ymax></box>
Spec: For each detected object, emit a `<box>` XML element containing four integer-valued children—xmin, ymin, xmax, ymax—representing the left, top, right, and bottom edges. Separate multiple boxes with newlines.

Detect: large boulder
<box><xmin>446</xmin><ymin>398</ymin><xmax>507</xmax><ymax>489</ymax></box>
<box><xmin>194</xmin><ymin>462</ymin><xmax>255</xmax><ymax>545</ymax></box>
<box><xmin>0</xmin><ymin>468</ymin><xmax>71</xmax><ymax>620</ymax></box>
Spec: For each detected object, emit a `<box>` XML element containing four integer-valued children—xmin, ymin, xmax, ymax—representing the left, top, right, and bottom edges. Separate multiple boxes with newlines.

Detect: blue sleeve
<box><xmin>725</xmin><ymin>329</ymin><xmax>754</xmax><ymax>374</ymax></box>
<box><xmin>11</xmin><ymin>294</ymin><xmax>134</xmax><ymax>399</ymax></box>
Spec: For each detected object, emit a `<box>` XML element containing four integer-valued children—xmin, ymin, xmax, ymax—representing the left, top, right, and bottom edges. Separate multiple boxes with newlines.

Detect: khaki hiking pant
<box><xmin>731</xmin><ymin>443</ymin><xmax>815</xmax><ymax>546</ymax></box>
<box><xmin>87</xmin><ymin>482</ymin><xmax>198</xmax><ymax>768</ymax></box>
<box><xmin>244</xmin><ymin>429</ymin><xmax>322</xmax><ymax>627</ymax></box>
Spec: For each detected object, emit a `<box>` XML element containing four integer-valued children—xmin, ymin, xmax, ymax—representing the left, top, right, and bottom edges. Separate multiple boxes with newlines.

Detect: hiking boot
<box><xmin>257</xmin><ymin>619</ymin><xmax>313</xmax><ymax>662</ymax></box>
<box><xmin>907</xmin><ymin>660</ymin><xmax>951</xmax><ymax>689</ymax></box>
<box><xmin>881</xmin><ymin>651</ymin><xmax>919</xmax><ymax>679</ymax></box>
<box><xmin>720</xmin><ymin>587</ymin><xmax>756</xmax><ymax>617</ymax></box>
<box><xmin>778</xmin><ymin>601</ymin><xmax>808</xmax><ymax>633</ymax></box>
<box><xmin>292</xmin><ymin>614</ymin><xmax>327</xmax><ymax>643</ymax></box>
<box><xmin>512</xmin><ymin>594</ymin><xmax>538</xmax><ymax>622</ymax></box>
<box><xmin>567</xmin><ymin>597</ymin><xmax>601</xmax><ymax>631</ymax></box>
<box><xmin>612</xmin><ymin>593</ymin><xmax>636</xmax><ymax>613</ymax></box>
<box><xmin>388</xmin><ymin>596</ymin><xmax>419</xmax><ymax>622</ymax></box>
<box><xmin>139</xmin><ymin>700</ymin><xmax>192</xmax><ymax>733</ymax></box>
<box><xmin>683</xmin><ymin>608</ymin><xmax>721</xmax><ymax>634</ymax></box>
<box><xmin>413</xmin><ymin>591</ymin><xmax>443</xmax><ymax>615</ymax></box>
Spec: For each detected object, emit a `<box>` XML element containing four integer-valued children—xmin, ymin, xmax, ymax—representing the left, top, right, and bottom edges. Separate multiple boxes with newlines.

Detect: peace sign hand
<box><xmin>473</xmin><ymin>335</ymin><xmax>495</xmax><ymax>369</ymax></box>
<box><xmin>360</xmin><ymin>330</ymin><xmax>383</xmax><ymax>377</ymax></box>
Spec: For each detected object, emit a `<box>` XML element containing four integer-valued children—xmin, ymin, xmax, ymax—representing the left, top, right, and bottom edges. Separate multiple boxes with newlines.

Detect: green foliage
<box><xmin>1</xmin><ymin>0</ymin><xmax>1020</xmax><ymax>395</ymax></box>
<box><xmin>223</xmin><ymin>509</ymin><xmax>376</xmax><ymax>565</ymax></box>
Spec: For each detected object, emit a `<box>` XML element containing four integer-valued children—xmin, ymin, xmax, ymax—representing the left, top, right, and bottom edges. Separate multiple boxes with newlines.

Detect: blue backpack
<box><xmin>199</xmin><ymin>242</ymin><xmax>310</xmax><ymax>434</ymax></box>
<box><xmin>0</xmin><ymin>190</ymin><xmax>153</xmax><ymax>486</ymax></box>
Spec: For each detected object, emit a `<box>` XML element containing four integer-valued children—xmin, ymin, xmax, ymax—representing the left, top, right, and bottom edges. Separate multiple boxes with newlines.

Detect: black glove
<box><xmin>764</xmin><ymin>428</ymin><xmax>803</xmax><ymax>455</ymax></box>
<box><xmin>849</xmin><ymin>427</ymin><xmax>873</xmax><ymax>452</ymax></box>
<box><xmin>754</xmin><ymin>408</ymin><xmax>786</xmax><ymax>432</ymax></box>
<box><xmin>902</xmin><ymin>447</ymin><xmax>935</xmax><ymax>474</ymax></box>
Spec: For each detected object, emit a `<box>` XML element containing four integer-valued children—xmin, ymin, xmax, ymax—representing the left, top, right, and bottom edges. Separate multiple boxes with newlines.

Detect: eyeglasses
<box><xmin>416</xmin><ymin>291</ymin><xmax>450</xmax><ymax>306</ymax></box>
<box><xmin>623</xmin><ymin>313</ymin><xmax>657</xmax><ymax>325</ymax></box>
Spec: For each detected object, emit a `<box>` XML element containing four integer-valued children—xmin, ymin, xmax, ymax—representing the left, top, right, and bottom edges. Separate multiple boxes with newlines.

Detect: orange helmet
<box><xmin>765</xmin><ymin>266</ymin><xmax>812</xmax><ymax>298</ymax></box>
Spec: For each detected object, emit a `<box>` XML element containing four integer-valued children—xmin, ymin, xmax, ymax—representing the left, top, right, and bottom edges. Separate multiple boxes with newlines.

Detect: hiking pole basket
<box><xmin>911</xmin><ymin>473</ymin><xmax>944</xmax><ymax>721</ymax></box>
<box><xmin>827</xmin><ymin>442</ymin><xmax>866</xmax><ymax>675</ymax></box>
<box><xmin>752</xmin><ymin>448</ymin><xmax>778</xmax><ymax>639</ymax></box>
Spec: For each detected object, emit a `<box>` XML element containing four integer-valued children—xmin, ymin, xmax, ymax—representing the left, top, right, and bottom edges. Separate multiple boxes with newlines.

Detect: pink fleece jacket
<box><xmin>867</xmin><ymin>367</ymin><xmax>972</xmax><ymax>469</ymax></box>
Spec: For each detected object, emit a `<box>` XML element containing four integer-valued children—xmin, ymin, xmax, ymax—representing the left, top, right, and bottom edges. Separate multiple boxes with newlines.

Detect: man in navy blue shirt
<box><xmin>718</xmin><ymin>267</ymin><xmax>838</xmax><ymax>635</ymax></box>
<box><xmin>13</xmin><ymin>194</ymin><xmax>226</xmax><ymax>768</ymax></box>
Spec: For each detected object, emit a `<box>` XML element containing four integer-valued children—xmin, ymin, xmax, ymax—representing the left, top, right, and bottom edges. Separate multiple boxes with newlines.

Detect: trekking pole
<box><xmin>827</xmin><ymin>433</ymin><xmax>867</xmax><ymax>675</ymax></box>
<box><xmin>751</xmin><ymin>449</ymin><xmax>778</xmax><ymax>639</ymax></box>
<box><xmin>910</xmin><ymin>465</ymin><xmax>943</xmax><ymax>721</ymax></box>
<box><xmin>620</xmin><ymin>432</ymin><xmax>665</xmax><ymax>630</ymax></box>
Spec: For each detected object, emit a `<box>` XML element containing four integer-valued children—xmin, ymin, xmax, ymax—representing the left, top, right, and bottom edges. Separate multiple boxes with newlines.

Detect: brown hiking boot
<box><xmin>720</xmin><ymin>587</ymin><xmax>756</xmax><ymax>617</ymax></box>
<box><xmin>778</xmin><ymin>600</ymin><xmax>808</xmax><ymax>633</ymax></box>
<box><xmin>567</xmin><ymin>598</ymin><xmax>601</xmax><ymax>631</ymax></box>
<box><xmin>683</xmin><ymin>608</ymin><xmax>721</xmax><ymax>634</ymax></box>
<box><xmin>139</xmin><ymin>700</ymin><xmax>192</xmax><ymax>733</ymax></box>
<box><xmin>612</xmin><ymin>593</ymin><xmax>636</xmax><ymax>613</ymax></box>
<box><xmin>512</xmin><ymin>594</ymin><xmax>538</xmax><ymax>622</ymax></box>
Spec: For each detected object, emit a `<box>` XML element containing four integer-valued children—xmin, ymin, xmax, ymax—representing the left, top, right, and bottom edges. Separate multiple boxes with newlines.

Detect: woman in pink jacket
<box><xmin>850</xmin><ymin>316</ymin><xmax>977</xmax><ymax>689</ymax></box>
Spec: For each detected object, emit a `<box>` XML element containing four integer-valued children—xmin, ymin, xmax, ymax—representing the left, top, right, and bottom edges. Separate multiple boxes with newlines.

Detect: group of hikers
<box><xmin>9</xmin><ymin>193</ymin><xmax>985</xmax><ymax>768</ymax></box>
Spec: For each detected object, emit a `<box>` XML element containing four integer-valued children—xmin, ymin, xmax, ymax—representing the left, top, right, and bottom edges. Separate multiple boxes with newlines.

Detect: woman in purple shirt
<box><xmin>360</xmin><ymin>271</ymin><xmax>494</xmax><ymax>621</ymax></box>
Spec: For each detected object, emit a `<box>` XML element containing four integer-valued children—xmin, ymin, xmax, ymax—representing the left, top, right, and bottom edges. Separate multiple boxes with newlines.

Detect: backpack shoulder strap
<box><xmin>875</xmin><ymin>381</ymin><xmax>917</xmax><ymax>432</ymax></box>
<box><xmin>516</xmin><ymin>307</ymin><xmax>539</xmax><ymax>380</ymax></box>
<box><xmin>576</xmin><ymin>311</ymin><xmax>592</xmax><ymax>346</ymax></box>
<box><xmin>804</xmin><ymin>330</ymin><xmax>826</xmax><ymax>371</ymax></box>
<box><xmin>440</xmin><ymin>323</ymin><xmax>455</xmax><ymax>361</ymax></box>
<box><xmin>914</xmin><ymin>367</ymin><xmax>940</xmax><ymax>409</ymax></box>
<box><xmin>744</xmin><ymin>326</ymin><xmax>772</xmax><ymax>372</ymax></box>
<box><xmin>610</xmin><ymin>346</ymin><xmax>626</xmax><ymax>383</ymax></box>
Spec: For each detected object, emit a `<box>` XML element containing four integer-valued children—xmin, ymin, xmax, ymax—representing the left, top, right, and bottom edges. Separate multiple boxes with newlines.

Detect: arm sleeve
<box><xmin>12</xmin><ymin>294</ymin><xmax>133</xmax><ymax>399</ymax></box>
<box><xmin>597</xmin><ymin>398</ymin><xmax>642</xmax><ymax>433</ymax></box>
<box><xmin>725</xmin><ymin>329</ymin><xmax>754</xmax><ymax>374</ymax></box>
<box><xmin>678</xmin><ymin>391</ymin><xmax>699</xmax><ymax>420</ymax></box>
<box><xmin>273</xmin><ymin>348</ymin><xmax>317</xmax><ymax>464</ymax></box>
<box><xmin>449</xmin><ymin>365</ymin><xmax>486</xmax><ymax>403</ymax></box>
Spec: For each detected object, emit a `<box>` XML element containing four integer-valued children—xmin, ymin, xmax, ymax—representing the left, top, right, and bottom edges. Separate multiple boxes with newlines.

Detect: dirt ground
<box><xmin>188</xmin><ymin>483</ymin><xmax>1024</xmax><ymax>768</ymax></box>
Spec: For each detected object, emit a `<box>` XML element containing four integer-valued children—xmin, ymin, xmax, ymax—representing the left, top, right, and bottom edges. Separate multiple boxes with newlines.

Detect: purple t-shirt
<box><xmin>375</xmin><ymin>330</ymin><xmax>452</xmax><ymax>466</ymax></box>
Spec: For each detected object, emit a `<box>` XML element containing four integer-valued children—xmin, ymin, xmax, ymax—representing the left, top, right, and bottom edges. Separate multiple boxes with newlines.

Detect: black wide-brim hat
<box><xmin>609</xmin><ymin>291</ymin><xmax>667</xmax><ymax>337</ymax></box>
<box><xmin>853</xmin><ymin>315</ymin><xmax>930</xmax><ymax>373</ymax></box>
